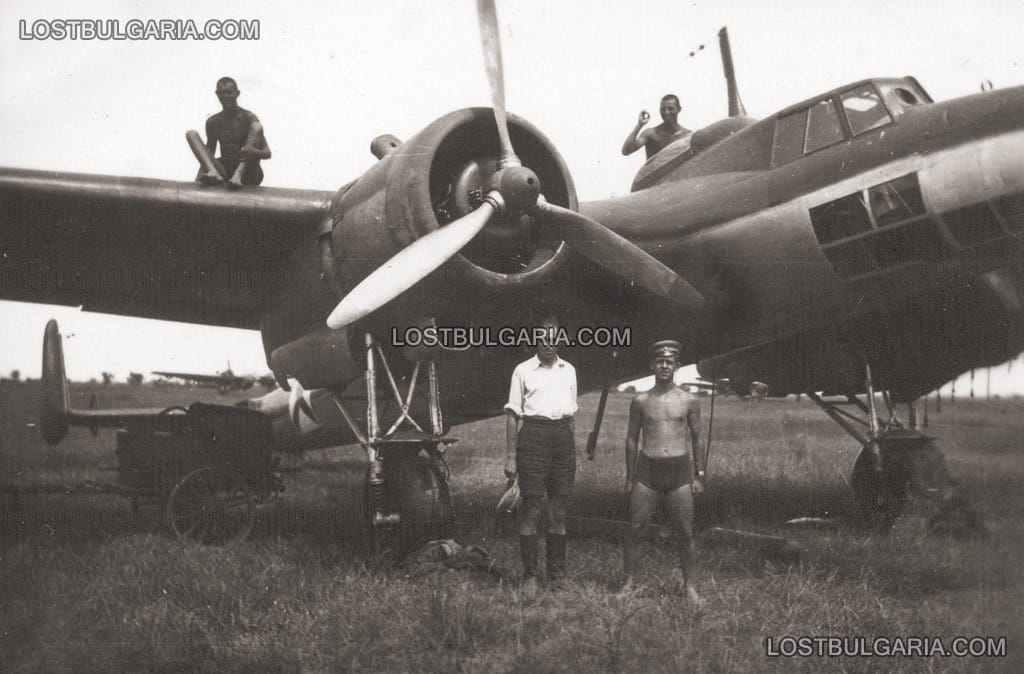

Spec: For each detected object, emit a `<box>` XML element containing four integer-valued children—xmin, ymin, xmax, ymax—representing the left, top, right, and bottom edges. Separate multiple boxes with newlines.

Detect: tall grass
<box><xmin>2</xmin><ymin>382</ymin><xmax>1022</xmax><ymax>671</ymax></box>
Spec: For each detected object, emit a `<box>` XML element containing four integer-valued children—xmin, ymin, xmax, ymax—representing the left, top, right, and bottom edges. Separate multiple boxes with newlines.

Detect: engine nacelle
<box><xmin>327</xmin><ymin>108</ymin><xmax>576</xmax><ymax>305</ymax></box>
<box><xmin>259</xmin><ymin>109</ymin><xmax>576</xmax><ymax>390</ymax></box>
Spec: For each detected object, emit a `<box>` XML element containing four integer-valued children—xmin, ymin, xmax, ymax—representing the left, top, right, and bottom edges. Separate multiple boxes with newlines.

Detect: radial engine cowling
<box><xmin>327</xmin><ymin>108</ymin><xmax>575</xmax><ymax>306</ymax></box>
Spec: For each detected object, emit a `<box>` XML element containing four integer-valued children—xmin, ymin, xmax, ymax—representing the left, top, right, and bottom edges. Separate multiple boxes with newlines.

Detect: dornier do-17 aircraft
<box><xmin>152</xmin><ymin>364</ymin><xmax>276</xmax><ymax>393</ymax></box>
<box><xmin>2</xmin><ymin>0</ymin><xmax>1023</xmax><ymax>542</ymax></box>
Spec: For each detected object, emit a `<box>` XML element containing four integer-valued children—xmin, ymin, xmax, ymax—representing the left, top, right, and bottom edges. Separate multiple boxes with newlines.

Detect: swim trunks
<box><xmin>635</xmin><ymin>453</ymin><xmax>693</xmax><ymax>492</ymax></box>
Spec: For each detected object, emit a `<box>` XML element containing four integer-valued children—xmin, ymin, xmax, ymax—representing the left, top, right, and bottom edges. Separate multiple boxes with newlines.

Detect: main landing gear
<box><xmin>329</xmin><ymin>334</ymin><xmax>455</xmax><ymax>554</ymax></box>
<box><xmin>807</xmin><ymin>364</ymin><xmax>978</xmax><ymax>534</ymax></box>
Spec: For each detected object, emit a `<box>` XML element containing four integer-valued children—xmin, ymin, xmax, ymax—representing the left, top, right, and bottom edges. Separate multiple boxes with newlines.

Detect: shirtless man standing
<box><xmin>621</xmin><ymin>94</ymin><xmax>691</xmax><ymax>160</ymax></box>
<box><xmin>622</xmin><ymin>340</ymin><xmax>705</xmax><ymax>602</ymax></box>
<box><xmin>187</xmin><ymin>77</ymin><xmax>271</xmax><ymax>188</ymax></box>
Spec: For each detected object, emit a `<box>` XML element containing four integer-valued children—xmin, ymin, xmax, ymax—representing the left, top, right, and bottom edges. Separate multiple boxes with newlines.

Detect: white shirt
<box><xmin>504</xmin><ymin>355</ymin><xmax>578</xmax><ymax>420</ymax></box>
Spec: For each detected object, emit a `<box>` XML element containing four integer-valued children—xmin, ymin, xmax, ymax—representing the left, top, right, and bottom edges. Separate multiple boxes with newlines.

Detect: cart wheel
<box><xmin>165</xmin><ymin>467</ymin><xmax>256</xmax><ymax>545</ymax></box>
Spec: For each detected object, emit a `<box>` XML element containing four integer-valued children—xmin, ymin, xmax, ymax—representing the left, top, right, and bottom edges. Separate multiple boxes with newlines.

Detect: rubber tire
<box><xmin>368</xmin><ymin>455</ymin><xmax>454</xmax><ymax>556</ymax></box>
<box><xmin>851</xmin><ymin>445</ymin><xmax>909</xmax><ymax>528</ymax></box>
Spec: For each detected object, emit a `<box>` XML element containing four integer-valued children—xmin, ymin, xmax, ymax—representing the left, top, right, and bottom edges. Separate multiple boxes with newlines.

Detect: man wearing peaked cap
<box><xmin>622</xmin><ymin>339</ymin><xmax>705</xmax><ymax>603</ymax></box>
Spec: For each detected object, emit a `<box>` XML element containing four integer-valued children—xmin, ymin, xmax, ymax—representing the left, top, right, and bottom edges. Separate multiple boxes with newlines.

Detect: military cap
<box><xmin>649</xmin><ymin>339</ymin><xmax>683</xmax><ymax>359</ymax></box>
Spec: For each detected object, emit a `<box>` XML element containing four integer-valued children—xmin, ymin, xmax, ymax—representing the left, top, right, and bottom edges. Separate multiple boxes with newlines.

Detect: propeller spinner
<box><xmin>326</xmin><ymin>0</ymin><xmax>704</xmax><ymax>330</ymax></box>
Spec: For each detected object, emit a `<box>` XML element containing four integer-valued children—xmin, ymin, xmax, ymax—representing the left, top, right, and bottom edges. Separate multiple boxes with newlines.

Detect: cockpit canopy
<box><xmin>771</xmin><ymin>77</ymin><xmax>931</xmax><ymax>167</ymax></box>
<box><xmin>632</xmin><ymin>77</ymin><xmax>932</xmax><ymax>190</ymax></box>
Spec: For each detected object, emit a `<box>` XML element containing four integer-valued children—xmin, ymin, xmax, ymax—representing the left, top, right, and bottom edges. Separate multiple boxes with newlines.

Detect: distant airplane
<box><xmin>152</xmin><ymin>364</ymin><xmax>276</xmax><ymax>393</ymax></box>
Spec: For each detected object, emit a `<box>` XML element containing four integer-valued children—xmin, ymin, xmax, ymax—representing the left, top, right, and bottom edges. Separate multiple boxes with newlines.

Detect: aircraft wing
<box><xmin>0</xmin><ymin>168</ymin><xmax>331</xmax><ymax>329</ymax></box>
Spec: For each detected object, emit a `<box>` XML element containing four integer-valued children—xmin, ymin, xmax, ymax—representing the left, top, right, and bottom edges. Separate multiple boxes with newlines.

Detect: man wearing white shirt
<box><xmin>504</xmin><ymin>316</ymin><xmax>578</xmax><ymax>591</ymax></box>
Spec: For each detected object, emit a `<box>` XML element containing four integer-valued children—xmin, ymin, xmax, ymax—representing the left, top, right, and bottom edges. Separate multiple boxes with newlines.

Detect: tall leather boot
<box><xmin>519</xmin><ymin>534</ymin><xmax>540</xmax><ymax>596</ymax></box>
<box><xmin>520</xmin><ymin>535</ymin><xmax>539</xmax><ymax>577</ymax></box>
<box><xmin>546</xmin><ymin>533</ymin><xmax>567</xmax><ymax>587</ymax></box>
<box><xmin>622</xmin><ymin>527</ymin><xmax>639</xmax><ymax>582</ymax></box>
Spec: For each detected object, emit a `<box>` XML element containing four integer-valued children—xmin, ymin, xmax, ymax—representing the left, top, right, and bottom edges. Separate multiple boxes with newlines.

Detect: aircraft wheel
<box><xmin>367</xmin><ymin>454</ymin><xmax>454</xmax><ymax>555</ymax></box>
<box><xmin>166</xmin><ymin>467</ymin><xmax>256</xmax><ymax>545</ymax></box>
<box><xmin>851</xmin><ymin>443</ymin><xmax>909</xmax><ymax>528</ymax></box>
<box><xmin>393</xmin><ymin>455</ymin><xmax>454</xmax><ymax>551</ymax></box>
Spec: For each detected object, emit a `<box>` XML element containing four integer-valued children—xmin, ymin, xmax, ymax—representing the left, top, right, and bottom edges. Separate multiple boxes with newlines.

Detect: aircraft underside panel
<box><xmin>699</xmin><ymin>266</ymin><xmax>1024</xmax><ymax>401</ymax></box>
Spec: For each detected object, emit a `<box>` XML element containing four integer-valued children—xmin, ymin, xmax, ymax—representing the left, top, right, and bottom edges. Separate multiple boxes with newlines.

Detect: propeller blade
<box><xmin>326</xmin><ymin>194</ymin><xmax>503</xmax><ymax>329</ymax></box>
<box><xmin>530</xmin><ymin>196</ymin><xmax>705</xmax><ymax>311</ymax></box>
<box><xmin>476</xmin><ymin>0</ymin><xmax>519</xmax><ymax>167</ymax></box>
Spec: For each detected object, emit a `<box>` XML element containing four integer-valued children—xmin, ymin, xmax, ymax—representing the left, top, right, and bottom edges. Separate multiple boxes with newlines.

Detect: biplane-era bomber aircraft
<box><xmin>152</xmin><ymin>365</ymin><xmax>276</xmax><ymax>393</ymax></box>
<box><xmin>2</xmin><ymin>0</ymin><xmax>1023</xmax><ymax>542</ymax></box>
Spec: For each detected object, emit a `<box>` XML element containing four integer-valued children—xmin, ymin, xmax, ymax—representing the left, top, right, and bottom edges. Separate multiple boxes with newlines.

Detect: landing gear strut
<box><xmin>807</xmin><ymin>363</ymin><xmax>964</xmax><ymax>531</ymax></box>
<box><xmin>330</xmin><ymin>334</ymin><xmax>455</xmax><ymax>553</ymax></box>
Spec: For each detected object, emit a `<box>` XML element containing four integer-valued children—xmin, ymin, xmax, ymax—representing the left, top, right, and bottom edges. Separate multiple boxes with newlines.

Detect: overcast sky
<box><xmin>2</xmin><ymin>0</ymin><xmax>1022</xmax><ymax>388</ymax></box>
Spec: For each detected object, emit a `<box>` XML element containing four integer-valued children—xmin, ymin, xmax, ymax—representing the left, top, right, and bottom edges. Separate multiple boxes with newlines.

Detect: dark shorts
<box><xmin>214</xmin><ymin>158</ymin><xmax>265</xmax><ymax>185</ymax></box>
<box><xmin>516</xmin><ymin>417</ymin><xmax>575</xmax><ymax>497</ymax></box>
<box><xmin>636</xmin><ymin>453</ymin><xmax>693</xmax><ymax>493</ymax></box>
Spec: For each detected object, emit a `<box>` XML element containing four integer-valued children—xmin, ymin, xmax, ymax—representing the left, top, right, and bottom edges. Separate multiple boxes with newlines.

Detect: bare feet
<box><xmin>547</xmin><ymin>577</ymin><xmax>568</xmax><ymax>592</ymax></box>
<box><xmin>617</xmin><ymin>577</ymin><xmax>643</xmax><ymax>596</ymax></box>
<box><xmin>685</xmin><ymin>584</ymin><xmax>705</xmax><ymax>607</ymax></box>
<box><xmin>198</xmin><ymin>171</ymin><xmax>223</xmax><ymax>186</ymax></box>
<box><xmin>520</xmin><ymin>576</ymin><xmax>539</xmax><ymax>599</ymax></box>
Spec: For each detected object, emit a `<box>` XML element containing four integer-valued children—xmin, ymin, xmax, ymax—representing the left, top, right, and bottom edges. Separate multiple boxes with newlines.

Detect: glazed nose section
<box><xmin>921</xmin><ymin>130</ymin><xmax>1024</xmax><ymax>212</ymax></box>
<box><xmin>918</xmin><ymin>85</ymin><xmax>1024</xmax><ymax>212</ymax></box>
<box><xmin>919</xmin><ymin>122</ymin><xmax>1024</xmax><ymax>240</ymax></box>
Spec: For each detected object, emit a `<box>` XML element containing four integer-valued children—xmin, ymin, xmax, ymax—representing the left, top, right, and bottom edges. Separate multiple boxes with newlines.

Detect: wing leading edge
<box><xmin>0</xmin><ymin>168</ymin><xmax>331</xmax><ymax>329</ymax></box>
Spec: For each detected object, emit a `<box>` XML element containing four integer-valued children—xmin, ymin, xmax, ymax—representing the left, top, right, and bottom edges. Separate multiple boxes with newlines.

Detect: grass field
<box><xmin>1</xmin><ymin>380</ymin><xmax>1022</xmax><ymax>672</ymax></box>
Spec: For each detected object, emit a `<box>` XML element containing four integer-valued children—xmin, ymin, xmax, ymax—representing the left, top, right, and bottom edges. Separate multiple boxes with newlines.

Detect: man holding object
<box><xmin>621</xmin><ymin>94</ymin><xmax>691</xmax><ymax>160</ymax></box>
<box><xmin>504</xmin><ymin>316</ymin><xmax>578</xmax><ymax>592</ymax></box>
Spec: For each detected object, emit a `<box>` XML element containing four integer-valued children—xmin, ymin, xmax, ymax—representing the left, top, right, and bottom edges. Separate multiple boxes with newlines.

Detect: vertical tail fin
<box><xmin>40</xmin><ymin>319</ymin><xmax>71</xmax><ymax>444</ymax></box>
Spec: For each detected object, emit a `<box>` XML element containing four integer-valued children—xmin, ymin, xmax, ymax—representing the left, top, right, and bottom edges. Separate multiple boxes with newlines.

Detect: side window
<box><xmin>805</xmin><ymin>99</ymin><xmax>846</xmax><ymax>153</ymax></box>
<box><xmin>867</xmin><ymin>173</ymin><xmax>925</xmax><ymax>226</ymax></box>
<box><xmin>772</xmin><ymin>110</ymin><xmax>806</xmax><ymax>166</ymax></box>
<box><xmin>841</xmin><ymin>86</ymin><xmax>892</xmax><ymax>135</ymax></box>
<box><xmin>810</xmin><ymin>172</ymin><xmax>944</xmax><ymax>280</ymax></box>
<box><xmin>810</xmin><ymin>192</ymin><xmax>872</xmax><ymax>243</ymax></box>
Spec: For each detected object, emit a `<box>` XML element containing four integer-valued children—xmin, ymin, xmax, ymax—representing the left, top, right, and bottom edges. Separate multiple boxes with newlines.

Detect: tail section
<box><xmin>40</xmin><ymin>319</ymin><xmax>71</xmax><ymax>444</ymax></box>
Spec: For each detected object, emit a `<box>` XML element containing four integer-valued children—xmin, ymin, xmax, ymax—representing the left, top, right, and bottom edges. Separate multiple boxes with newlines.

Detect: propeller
<box><xmin>530</xmin><ymin>196</ymin><xmax>704</xmax><ymax>312</ymax></box>
<box><xmin>476</xmin><ymin>0</ymin><xmax>519</xmax><ymax>168</ymax></box>
<box><xmin>327</xmin><ymin>191</ymin><xmax>505</xmax><ymax>329</ymax></box>
<box><xmin>325</xmin><ymin>0</ymin><xmax>705</xmax><ymax>330</ymax></box>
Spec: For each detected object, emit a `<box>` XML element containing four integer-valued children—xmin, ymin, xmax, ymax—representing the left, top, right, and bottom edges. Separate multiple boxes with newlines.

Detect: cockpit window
<box><xmin>840</xmin><ymin>85</ymin><xmax>892</xmax><ymax>135</ymax></box>
<box><xmin>879</xmin><ymin>81</ymin><xmax>928</xmax><ymax>119</ymax></box>
<box><xmin>804</xmin><ymin>99</ymin><xmax>845</xmax><ymax>154</ymax></box>
<box><xmin>772</xmin><ymin>110</ymin><xmax>806</xmax><ymax>166</ymax></box>
<box><xmin>894</xmin><ymin>88</ymin><xmax>919</xmax><ymax>105</ymax></box>
<box><xmin>772</xmin><ymin>79</ymin><xmax>928</xmax><ymax>167</ymax></box>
